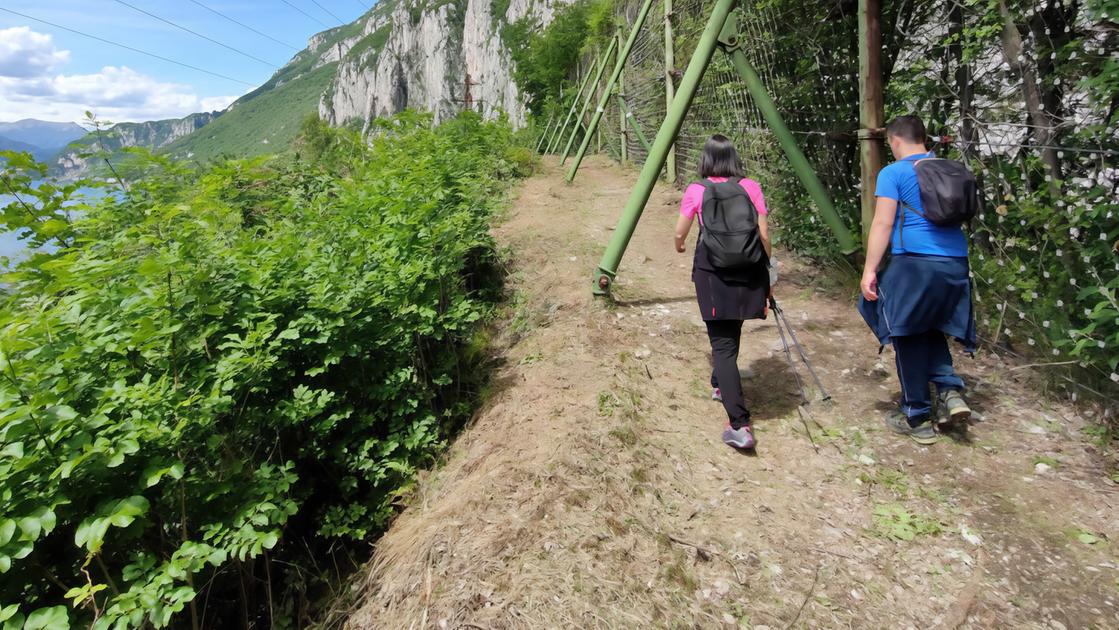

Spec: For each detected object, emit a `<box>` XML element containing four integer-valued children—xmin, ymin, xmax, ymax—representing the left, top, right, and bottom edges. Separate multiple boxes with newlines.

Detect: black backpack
<box><xmin>903</xmin><ymin>158</ymin><xmax>979</xmax><ymax>226</ymax></box>
<box><xmin>698</xmin><ymin>178</ymin><xmax>766</xmax><ymax>270</ymax></box>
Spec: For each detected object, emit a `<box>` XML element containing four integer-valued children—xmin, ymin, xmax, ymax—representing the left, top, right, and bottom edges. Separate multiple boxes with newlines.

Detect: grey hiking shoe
<box><xmin>937</xmin><ymin>389</ymin><xmax>971</xmax><ymax>432</ymax></box>
<box><xmin>722</xmin><ymin>424</ymin><xmax>756</xmax><ymax>449</ymax></box>
<box><xmin>885</xmin><ymin>410</ymin><xmax>938</xmax><ymax>445</ymax></box>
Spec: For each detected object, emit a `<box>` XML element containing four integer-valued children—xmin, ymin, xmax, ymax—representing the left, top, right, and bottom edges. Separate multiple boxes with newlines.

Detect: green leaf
<box><xmin>276</xmin><ymin>326</ymin><xmax>301</xmax><ymax>340</ymax></box>
<box><xmin>0</xmin><ymin>443</ymin><xmax>23</xmax><ymax>459</ymax></box>
<box><xmin>0</xmin><ymin>604</ymin><xmax>21</xmax><ymax>623</ymax></box>
<box><xmin>142</xmin><ymin>461</ymin><xmax>185</xmax><ymax>488</ymax></box>
<box><xmin>0</xmin><ymin>521</ymin><xmax>14</xmax><ymax>547</ymax></box>
<box><xmin>24</xmin><ymin>605</ymin><xmax>69</xmax><ymax>630</ymax></box>
<box><xmin>260</xmin><ymin>530</ymin><xmax>280</xmax><ymax>550</ymax></box>
<box><xmin>107</xmin><ymin>495</ymin><xmax>150</xmax><ymax>528</ymax></box>
<box><xmin>136</xmin><ymin>257</ymin><xmax>162</xmax><ymax>277</ymax></box>
<box><xmin>74</xmin><ymin>519</ymin><xmax>110</xmax><ymax>554</ymax></box>
<box><xmin>1077</xmin><ymin>532</ymin><xmax>1101</xmax><ymax>545</ymax></box>
<box><xmin>38</xmin><ymin>219</ymin><xmax>69</xmax><ymax>238</ymax></box>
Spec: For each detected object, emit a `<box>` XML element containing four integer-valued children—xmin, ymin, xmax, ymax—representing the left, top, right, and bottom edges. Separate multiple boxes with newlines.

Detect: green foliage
<box><xmin>871</xmin><ymin>503</ymin><xmax>944</xmax><ymax>542</ymax></box>
<box><xmin>508</xmin><ymin>0</ymin><xmax>615</xmax><ymax>118</ymax></box>
<box><xmin>0</xmin><ymin>111</ymin><xmax>522</xmax><ymax>627</ymax></box>
<box><xmin>163</xmin><ymin>63</ymin><xmax>338</xmax><ymax>165</ymax></box>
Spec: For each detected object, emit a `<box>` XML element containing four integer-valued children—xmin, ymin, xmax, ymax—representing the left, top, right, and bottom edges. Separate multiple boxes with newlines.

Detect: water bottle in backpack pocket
<box><xmin>698</xmin><ymin>178</ymin><xmax>766</xmax><ymax>270</ymax></box>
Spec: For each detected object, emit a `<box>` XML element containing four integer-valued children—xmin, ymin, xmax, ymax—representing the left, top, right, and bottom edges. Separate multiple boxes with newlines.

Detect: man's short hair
<box><xmin>886</xmin><ymin>115</ymin><xmax>927</xmax><ymax>144</ymax></box>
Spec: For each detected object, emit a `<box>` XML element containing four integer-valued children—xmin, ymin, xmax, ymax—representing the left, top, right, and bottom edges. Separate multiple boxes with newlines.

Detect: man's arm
<box><xmin>861</xmin><ymin>196</ymin><xmax>898</xmax><ymax>301</ymax></box>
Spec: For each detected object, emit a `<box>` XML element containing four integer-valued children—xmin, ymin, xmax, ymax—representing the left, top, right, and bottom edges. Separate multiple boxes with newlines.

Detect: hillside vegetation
<box><xmin>164</xmin><ymin>64</ymin><xmax>338</xmax><ymax>165</ymax></box>
<box><xmin>163</xmin><ymin>19</ymin><xmax>366</xmax><ymax>165</ymax></box>
<box><xmin>0</xmin><ymin>112</ymin><xmax>532</xmax><ymax>628</ymax></box>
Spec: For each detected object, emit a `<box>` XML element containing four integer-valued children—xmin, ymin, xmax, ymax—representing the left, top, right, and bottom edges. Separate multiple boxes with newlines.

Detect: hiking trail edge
<box><xmin>344</xmin><ymin>156</ymin><xmax>1118</xmax><ymax>629</ymax></box>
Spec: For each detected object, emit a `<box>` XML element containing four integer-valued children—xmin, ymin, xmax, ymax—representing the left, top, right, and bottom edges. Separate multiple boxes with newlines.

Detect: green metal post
<box><xmin>548</xmin><ymin>55</ymin><xmax>599</xmax><ymax>155</ymax></box>
<box><xmin>560</xmin><ymin>38</ymin><xmax>617</xmax><ymax>163</ymax></box>
<box><xmin>535</xmin><ymin>114</ymin><xmax>555</xmax><ymax>153</ymax></box>
<box><xmin>549</xmin><ymin>49</ymin><xmax>606</xmax><ymax>156</ymax></box>
<box><xmin>592</xmin><ymin>0</ymin><xmax>736</xmax><ymax>295</ymax></box>
<box><xmin>721</xmin><ymin>16</ymin><xmax>859</xmax><ymax>254</ymax></box>
<box><xmin>618</xmin><ymin>31</ymin><xmax>628</xmax><ymax>164</ymax></box>
<box><xmin>615</xmin><ymin>93</ymin><xmax>652</xmax><ymax>153</ymax></box>
<box><xmin>565</xmin><ymin>0</ymin><xmax>657</xmax><ymax>181</ymax></box>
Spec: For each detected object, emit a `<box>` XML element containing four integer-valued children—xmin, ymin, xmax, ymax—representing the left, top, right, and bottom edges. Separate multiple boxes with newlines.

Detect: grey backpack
<box><xmin>699</xmin><ymin>178</ymin><xmax>765</xmax><ymax>270</ymax></box>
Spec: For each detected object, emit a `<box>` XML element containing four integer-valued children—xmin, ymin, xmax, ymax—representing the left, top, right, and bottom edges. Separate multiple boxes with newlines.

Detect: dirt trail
<box><xmin>345</xmin><ymin>156</ymin><xmax>1118</xmax><ymax>629</ymax></box>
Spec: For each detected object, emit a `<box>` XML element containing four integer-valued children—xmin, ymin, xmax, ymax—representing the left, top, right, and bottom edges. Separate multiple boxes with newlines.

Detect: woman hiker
<box><xmin>674</xmin><ymin>135</ymin><xmax>773</xmax><ymax>450</ymax></box>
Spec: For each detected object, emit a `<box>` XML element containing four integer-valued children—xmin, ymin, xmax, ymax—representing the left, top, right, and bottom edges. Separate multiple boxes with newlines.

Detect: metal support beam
<box><xmin>616</xmin><ymin>93</ymin><xmax>652</xmax><ymax>153</ymax></box>
<box><xmin>663</xmin><ymin>0</ymin><xmax>676</xmax><ymax>183</ymax></box>
<box><xmin>548</xmin><ymin>49</ymin><xmax>606</xmax><ymax>155</ymax></box>
<box><xmin>560</xmin><ymin>38</ymin><xmax>617</xmax><ymax>163</ymax></box>
<box><xmin>565</xmin><ymin>0</ymin><xmax>657</xmax><ymax>182</ymax></box>
<box><xmin>722</xmin><ymin>18</ymin><xmax>858</xmax><ymax>255</ymax></box>
<box><xmin>592</xmin><ymin>0</ymin><xmax>736</xmax><ymax>295</ymax></box>
<box><xmin>535</xmin><ymin>114</ymin><xmax>555</xmax><ymax>153</ymax></box>
<box><xmin>618</xmin><ymin>31</ymin><xmax>628</xmax><ymax>164</ymax></box>
<box><xmin>858</xmin><ymin>0</ymin><xmax>885</xmax><ymax>245</ymax></box>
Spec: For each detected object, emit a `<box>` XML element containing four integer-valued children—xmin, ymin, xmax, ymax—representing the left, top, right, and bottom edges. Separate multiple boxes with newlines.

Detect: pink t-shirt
<box><xmin>680</xmin><ymin>177</ymin><xmax>769</xmax><ymax>226</ymax></box>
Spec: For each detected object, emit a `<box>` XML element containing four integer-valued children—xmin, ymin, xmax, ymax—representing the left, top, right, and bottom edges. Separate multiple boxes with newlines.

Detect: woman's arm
<box><xmin>675</xmin><ymin>214</ymin><xmax>693</xmax><ymax>253</ymax></box>
<box><xmin>758</xmin><ymin>215</ymin><xmax>772</xmax><ymax>259</ymax></box>
<box><xmin>860</xmin><ymin>196</ymin><xmax>898</xmax><ymax>301</ymax></box>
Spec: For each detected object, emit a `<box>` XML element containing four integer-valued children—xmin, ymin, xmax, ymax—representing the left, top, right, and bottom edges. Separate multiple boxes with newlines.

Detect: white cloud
<box><xmin>0</xmin><ymin>65</ymin><xmax>240</xmax><ymax>124</ymax></box>
<box><xmin>0</xmin><ymin>26</ymin><xmax>70</xmax><ymax>78</ymax></box>
<box><xmin>0</xmin><ymin>27</ymin><xmax>241</xmax><ymax>123</ymax></box>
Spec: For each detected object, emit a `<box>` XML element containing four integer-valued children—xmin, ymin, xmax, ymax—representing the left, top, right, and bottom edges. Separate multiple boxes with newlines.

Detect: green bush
<box><xmin>0</xmin><ymin>111</ymin><xmax>520</xmax><ymax>627</ymax></box>
<box><xmin>507</xmin><ymin>0</ymin><xmax>615</xmax><ymax>118</ymax></box>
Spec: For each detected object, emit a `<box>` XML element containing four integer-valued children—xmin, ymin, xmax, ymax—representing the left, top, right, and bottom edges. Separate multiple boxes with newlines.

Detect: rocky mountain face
<box><xmin>47</xmin><ymin>0</ymin><xmax>564</xmax><ymax>175</ymax></box>
<box><xmin>320</xmin><ymin>0</ymin><xmax>570</xmax><ymax>128</ymax></box>
<box><xmin>111</xmin><ymin>112</ymin><xmax>221</xmax><ymax>150</ymax></box>
<box><xmin>53</xmin><ymin>112</ymin><xmax>220</xmax><ymax>178</ymax></box>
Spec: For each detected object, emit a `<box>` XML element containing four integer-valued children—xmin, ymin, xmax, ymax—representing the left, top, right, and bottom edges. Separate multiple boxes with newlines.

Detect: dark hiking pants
<box><xmin>706</xmin><ymin>319</ymin><xmax>751</xmax><ymax>429</ymax></box>
<box><xmin>891</xmin><ymin>329</ymin><xmax>965</xmax><ymax>425</ymax></box>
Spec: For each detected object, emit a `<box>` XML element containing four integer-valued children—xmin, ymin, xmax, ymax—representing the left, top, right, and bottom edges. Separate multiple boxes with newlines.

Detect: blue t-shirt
<box><xmin>875</xmin><ymin>152</ymin><xmax>968</xmax><ymax>257</ymax></box>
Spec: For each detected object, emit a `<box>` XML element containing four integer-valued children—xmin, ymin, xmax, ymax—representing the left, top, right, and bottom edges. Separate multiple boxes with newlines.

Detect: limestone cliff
<box><xmin>320</xmin><ymin>0</ymin><xmax>570</xmax><ymax>128</ymax></box>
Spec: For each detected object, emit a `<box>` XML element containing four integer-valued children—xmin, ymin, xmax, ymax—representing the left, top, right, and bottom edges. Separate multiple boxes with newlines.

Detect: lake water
<box><xmin>0</xmin><ymin>183</ymin><xmax>101</xmax><ymax>264</ymax></box>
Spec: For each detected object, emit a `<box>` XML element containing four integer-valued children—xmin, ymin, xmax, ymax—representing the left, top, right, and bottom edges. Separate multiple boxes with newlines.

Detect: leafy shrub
<box><xmin>0</xmin><ymin>111</ymin><xmax>520</xmax><ymax>627</ymax></box>
<box><xmin>507</xmin><ymin>0</ymin><xmax>615</xmax><ymax>118</ymax></box>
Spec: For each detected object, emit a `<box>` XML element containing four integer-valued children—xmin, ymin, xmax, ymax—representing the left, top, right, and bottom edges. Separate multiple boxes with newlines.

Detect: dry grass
<box><xmin>339</xmin><ymin>156</ymin><xmax>1119</xmax><ymax>630</ymax></box>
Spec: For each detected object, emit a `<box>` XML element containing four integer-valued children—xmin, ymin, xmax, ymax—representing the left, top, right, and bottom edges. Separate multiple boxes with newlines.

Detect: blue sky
<box><xmin>0</xmin><ymin>0</ymin><xmax>371</xmax><ymax>124</ymax></box>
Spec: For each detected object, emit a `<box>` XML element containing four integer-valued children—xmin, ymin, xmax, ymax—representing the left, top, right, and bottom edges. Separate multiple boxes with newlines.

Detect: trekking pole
<box><xmin>771</xmin><ymin>302</ymin><xmax>809</xmax><ymax>405</ymax></box>
<box><xmin>769</xmin><ymin>297</ymin><xmax>832</xmax><ymax>402</ymax></box>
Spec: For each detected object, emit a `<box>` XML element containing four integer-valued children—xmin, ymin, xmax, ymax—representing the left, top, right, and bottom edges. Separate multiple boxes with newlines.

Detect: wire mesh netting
<box><xmin>606</xmin><ymin>0</ymin><xmax>865</xmax><ymax>254</ymax></box>
<box><xmin>542</xmin><ymin>0</ymin><xmax>1117</xmax><ymax>394</ymax></box>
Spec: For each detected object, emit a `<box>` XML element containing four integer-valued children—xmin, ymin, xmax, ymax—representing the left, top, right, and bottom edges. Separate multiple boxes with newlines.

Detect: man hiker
<box><xmin>858</xmin><ymin>115</ymin><xmax>976</xmax><ymax>445</ymax></box>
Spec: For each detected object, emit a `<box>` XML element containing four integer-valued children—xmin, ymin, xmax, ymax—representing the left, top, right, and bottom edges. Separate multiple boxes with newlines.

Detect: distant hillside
<box><xmin>0</xmin><ymin>119</ymin><xmax>86</xmax><ymax>151</ymax></box>
<box><xmin>0</xmin><ymin>134</ymin><xmax>56</xmax><ymax>162</ymax></box>
<box><xmin>163</xmin><ymin>20</ymin><xmax>364</xmax><ymax>165</ymax></box>
<box><xmin>52</xmin><ymin>112</ymin><xmax>221</xmax><ymax>178</ymax></box>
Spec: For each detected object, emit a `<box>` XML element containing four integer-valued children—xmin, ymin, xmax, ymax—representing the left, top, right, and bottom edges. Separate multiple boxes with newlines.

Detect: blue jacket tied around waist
<box><xmin>858</xmin><ymin>254</ymin><xmax>977</xmax><ymax>353</ymax></box>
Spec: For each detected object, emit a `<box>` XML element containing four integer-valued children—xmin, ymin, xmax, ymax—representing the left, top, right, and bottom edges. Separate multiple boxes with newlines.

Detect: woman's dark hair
<box><xmin>698</xmin><ymin>134</ymin><xmax>744</xmax><ymax>179</ymax></box>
